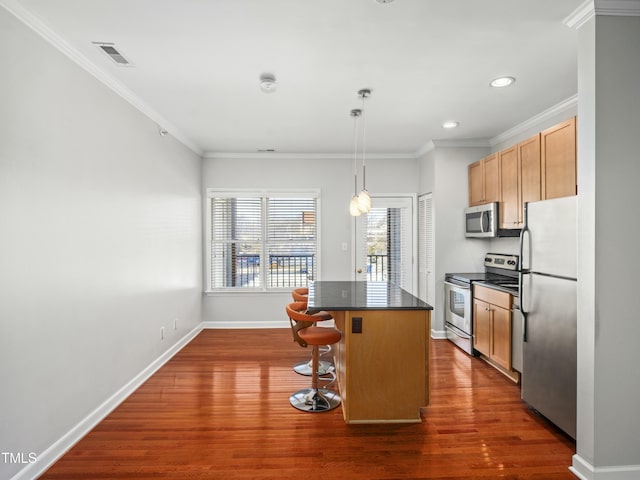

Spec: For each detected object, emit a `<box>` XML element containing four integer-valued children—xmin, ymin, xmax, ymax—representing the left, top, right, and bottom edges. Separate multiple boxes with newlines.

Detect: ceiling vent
<box><xmin>93</xmin><ymin>42</ymin><xmax>134</xmax><ymax>67</ymax></box>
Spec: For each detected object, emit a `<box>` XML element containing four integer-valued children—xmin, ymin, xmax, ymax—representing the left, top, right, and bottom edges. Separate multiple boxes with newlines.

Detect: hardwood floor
<box><xmin>41</xmin><ymin>329</ymin><xmax>576</xmax><ymax>479</ymax></box>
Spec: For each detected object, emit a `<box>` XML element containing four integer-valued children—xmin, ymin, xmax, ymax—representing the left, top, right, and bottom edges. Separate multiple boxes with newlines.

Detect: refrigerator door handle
<box><xmin>519</xmin><ymin>202</ymin><xmax>530</xmax><ymax>272</ymax></box>
<box><xmin>519</xmin><ymin>271</ymin><xmax>527</xmax><ymax>315</ymax></box>
<box><xmin>519</xmin><ymin>271</ymin><xmax>529</xmax><ymax>342</ymax></box>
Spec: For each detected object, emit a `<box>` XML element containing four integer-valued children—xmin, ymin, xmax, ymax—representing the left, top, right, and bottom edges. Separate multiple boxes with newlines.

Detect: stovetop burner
<box><xmin>445</xmin><ymin>253</ymin><xmax>520</xmax><ymax>295</ymax></box>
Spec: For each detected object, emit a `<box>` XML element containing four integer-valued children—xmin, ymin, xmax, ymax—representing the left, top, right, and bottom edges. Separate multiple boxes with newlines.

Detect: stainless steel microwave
<box><xmin>465</xmin><ymin>202</ymin><xmax>497</xmax><ymax>238</ymax></box>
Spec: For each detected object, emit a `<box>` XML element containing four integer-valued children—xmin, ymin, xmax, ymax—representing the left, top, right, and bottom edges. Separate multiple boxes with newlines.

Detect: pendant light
<box><xmin>356</xmin><ymin>89</ymin><xmax>371</xmax><ymax>213</ymax></box>
<box><xmin>349</xmin><ymin>108</ymin><xmax>362</xmax><ymax>216</ymax></box>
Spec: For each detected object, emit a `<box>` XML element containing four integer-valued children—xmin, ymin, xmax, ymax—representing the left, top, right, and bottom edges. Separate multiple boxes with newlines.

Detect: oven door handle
<box><xmin>444</xmin><ymin>280</ymin><xmax>470</xmax><ymax>290</ymax></box>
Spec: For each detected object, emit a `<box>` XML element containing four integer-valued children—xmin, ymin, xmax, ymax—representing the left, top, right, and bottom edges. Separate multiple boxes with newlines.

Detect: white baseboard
<box><xmin>202</xmin><ymin>320</ymin><xmax>289</xmax><ymax>329</ymax></box>
<box><xmin>11</xmin><ymin>324</ymin><xmax>203</xmax><ymax>480</ymax></box>
<box><xmin>571</xmin><ymin>454</ymin><xmax>640</xmax><ymax>480</ymax></box>
<box><xmin>430</xmin><ymin>328</ymin><xmax>447</xmax><ymax>340</ymax></box>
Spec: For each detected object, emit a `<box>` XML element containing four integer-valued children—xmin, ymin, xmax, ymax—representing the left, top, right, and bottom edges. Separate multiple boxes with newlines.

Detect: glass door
<box><xmin>353</xmin><ymin>196</ymin><xmax>415</xmax><ymax>294</ymax></box>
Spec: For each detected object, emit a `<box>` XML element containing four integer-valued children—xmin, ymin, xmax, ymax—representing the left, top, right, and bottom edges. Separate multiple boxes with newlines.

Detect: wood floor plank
<box><xmin>40</xmin><ymin>329</ymin><xmax>576</xmax><ymax>479</ymax></box>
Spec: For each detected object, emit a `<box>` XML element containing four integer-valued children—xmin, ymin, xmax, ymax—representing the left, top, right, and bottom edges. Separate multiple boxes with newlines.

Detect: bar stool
<box><xmin>291</xmin><ymin>287</ymin><xmax>309</xmax><ymax>302</ymax></box>
<box><xmin>286</xmin><ymin>302</ymin><xmax>342</xmax><ymax>412</ymax></box>
<box><xmin>290</xmin><ymin>288</ymin><xmax>333</xmax><ymax>376</ymax></box>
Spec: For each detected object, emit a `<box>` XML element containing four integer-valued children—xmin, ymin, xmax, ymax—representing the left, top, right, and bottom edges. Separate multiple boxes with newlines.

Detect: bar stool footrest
<box><xmin>293</xmin><ymin>359</ymin><xmax>333</xmax><ymax>376</ymax></box>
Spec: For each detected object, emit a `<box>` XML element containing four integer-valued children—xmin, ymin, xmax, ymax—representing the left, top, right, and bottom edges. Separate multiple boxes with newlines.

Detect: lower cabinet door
<box><xmin>473</xmin><ymin>299</ymin><xmax>491</xmax><ymax>355</ymax></box>
<box><xmin>491</xmin><ymin>306</ymin><xmax>512</xmax><ymax>370</ymax></box>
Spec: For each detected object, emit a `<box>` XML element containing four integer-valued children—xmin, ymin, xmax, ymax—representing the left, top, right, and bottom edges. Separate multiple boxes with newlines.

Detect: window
<box><xmin>206</xmin><ymin>190</ymin><xmax>319</xmax><ymax>292</ymax></box>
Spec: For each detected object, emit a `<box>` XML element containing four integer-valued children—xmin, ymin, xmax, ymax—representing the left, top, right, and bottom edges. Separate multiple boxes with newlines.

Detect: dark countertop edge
<box><xmin>308</xmin><ymin>281</ymin><xmax>433</xmax><ymax>311</ymax></box>
<box><xmin>310</xmin><ymin>305</ymin><xmax>433</xmax><ymax>311</ymax></box>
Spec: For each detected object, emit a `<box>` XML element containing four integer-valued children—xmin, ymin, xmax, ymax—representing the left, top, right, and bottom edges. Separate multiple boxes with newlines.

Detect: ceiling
<box><xmin>11</xmin><ymin>0</ymin><xmax>583</xmax><ymax>156</ymax></box>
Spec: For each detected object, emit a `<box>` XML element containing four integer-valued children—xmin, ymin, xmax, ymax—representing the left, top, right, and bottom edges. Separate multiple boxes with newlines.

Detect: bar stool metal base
<box><xmin>289</xmin><ymin>388</ymin><xmax>341</xmax><ymax>412</ymax></box>
<box><xmin>293</xmin><ymin>359</ymin><xmax>333</xmax><ymax>376</ymax></box>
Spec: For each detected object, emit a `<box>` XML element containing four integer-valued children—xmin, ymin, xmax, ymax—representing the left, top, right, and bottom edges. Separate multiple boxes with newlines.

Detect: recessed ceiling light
<box><xmin>442</xmin><ymin>121</ymin><xmax>459</xmax><ymax>129</ymax></box>
<box><xmin>375</xmin><ymin>0</ymin><xmax>396</xmax><ymax>3</ymax></box>
<box><xmin>490</xmin><ymin>76</ymin><xmax>516</xmax><ymax>88</ymax></box>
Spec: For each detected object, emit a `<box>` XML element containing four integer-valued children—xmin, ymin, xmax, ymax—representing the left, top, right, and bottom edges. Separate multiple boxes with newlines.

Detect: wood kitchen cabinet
<box><xmin>498</xmin><ymin>145</ymin><xmax>519</xmax><ymax>228</ymax></box>
<box><xmin>473</xmin><ymin>285</ymin><xmax>512</xmax><ymax>371</ymax></box>
<box><xmin>498</xmin><ymin>134</ymin><xmax>541</xmax><ymax>229</ymax></box>
<box><xmin>468</xmin><ymin>153</ymin><xmax>499</xmax><ymax>206</ymax></box>
<box><xmin>473</xmin><ymin>298</ymin><xmax>491</xmax><ymax>355</ymax></box>
<box><xmin>541</xmin><ymin>117</ymin><xmax>577</xmax><ymax>199</ymax></box>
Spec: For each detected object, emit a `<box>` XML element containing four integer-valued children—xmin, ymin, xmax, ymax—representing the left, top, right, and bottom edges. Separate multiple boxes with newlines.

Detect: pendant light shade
<box><xmin>350</xmin><ymin>195</ymin><xmax>362</xmax><ymax>216</ymax></box>
<box><xmin>357</xmin><ymin>189</ymin><xmax>371</xmax><ymax>212</ymax></box>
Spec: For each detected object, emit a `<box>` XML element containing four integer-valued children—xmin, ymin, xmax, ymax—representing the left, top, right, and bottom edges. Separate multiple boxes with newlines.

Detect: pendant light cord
<box><xmin>352</xmin><ymin>109</ymin><xmax>360</xmax><ymax>195</ymax></box>
<box><xmin>361</xmin><ymin>93</ymin><xmax>367</xmax><ymax>191</ymax></box>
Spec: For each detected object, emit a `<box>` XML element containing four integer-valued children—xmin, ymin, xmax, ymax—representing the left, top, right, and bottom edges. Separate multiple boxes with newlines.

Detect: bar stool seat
<box><xmin>299</xmin><ymin>326</ymin><xmax>342</xmax><ymax>347</ymax></box>
<box><xmin>286</xmin><ymin>301</ymin><xmax>342</xmax><ymax>412</ymax></box>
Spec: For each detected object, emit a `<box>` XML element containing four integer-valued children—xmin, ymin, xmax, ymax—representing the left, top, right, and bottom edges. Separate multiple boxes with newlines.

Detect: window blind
<box><xmin>207</xmin><ymin>191</ymin><xmax>318</xmax><ymax>291</ymax></box>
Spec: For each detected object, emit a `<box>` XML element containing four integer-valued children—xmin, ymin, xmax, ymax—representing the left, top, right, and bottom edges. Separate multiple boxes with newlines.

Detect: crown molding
<box><xmin>414</xmin><ymin>138</ymin><xmax>491</xmax><ymax>158</ymax></box>
<box><xmin>490</xmin><ymin>94</ymin><xmax>578</xmax><ymax>147</ymax></box>
<box><xmin>415</xmin><ymin>141</ymin><xmax>436</xmax><ymax>157</ymax></box>
<box><xmin>0</xmin><ymin>0</ymin><xmax>203</xmax><ymax>157</ymax></box>
<box><xmin>564</xmin><ymin>0</ymin><xmax>640</xmax><ymax>29</ymax></box>
<box><xmin>595</xmin><ymin>0</ymin><xmax>640</xmax><ymax>16</ymax></box>
<box><xmin>564</xmin><ymin>0</ymin><xmax>595</xmax><ymax>28</ymax></box>
<box><xmin>203</xmin><ymin>151</ymin><xmax>416</xmax><ymax>160</ymax></box>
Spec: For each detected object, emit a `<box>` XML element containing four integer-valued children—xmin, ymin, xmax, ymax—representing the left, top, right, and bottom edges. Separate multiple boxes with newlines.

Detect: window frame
<box><xmin>205</xmin><ymin>188</ymin><xmax>321</xmax><ymax>293</ymax></box>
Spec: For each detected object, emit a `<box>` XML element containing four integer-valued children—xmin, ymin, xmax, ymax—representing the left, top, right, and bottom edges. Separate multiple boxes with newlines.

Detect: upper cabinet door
<box><xmin>498</xmin><ymin>145</ymin><xmax>519</xmax><ymax>228</ymax></box>
<box><xmin>468</xmin><ymin>154</ymin><xmax>499</xmax><ymax>207</ymax></box>
<box><xmin>541</xmin><ymin>117</ymin><xmax>577</xmax><ymax>200</ymax></box>
<box><xmin>519</xmin><ymin>134</ymin><xmax>542</xmax><ymax>207</ymax></box>
<box><xmin>468</xmin><ymin>159</ymin><xmax>484</xmax><ymax>206</ymax></box>
<box><xmin>483</xmin><ymin>153</ymin><xmax>500</xmax><ymax>204</ymax></box>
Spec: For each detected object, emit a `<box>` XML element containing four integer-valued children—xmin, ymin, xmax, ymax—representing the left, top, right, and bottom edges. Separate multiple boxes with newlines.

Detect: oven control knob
<box><xmin>484</xmin><ymin>257</ymin><xmax>490</xmax><ymax>262</ymax></box>
<box><xmin>508</xmin><ymin>260</ymin><xmax>516</xmax><ymax>265</ymax></box>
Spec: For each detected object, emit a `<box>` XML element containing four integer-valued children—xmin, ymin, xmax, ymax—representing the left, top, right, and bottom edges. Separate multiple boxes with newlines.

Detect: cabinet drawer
<box><xmin>473</xmin><ymin>285</ymin><xmax>512</xmax><ymax>309</ymax></box>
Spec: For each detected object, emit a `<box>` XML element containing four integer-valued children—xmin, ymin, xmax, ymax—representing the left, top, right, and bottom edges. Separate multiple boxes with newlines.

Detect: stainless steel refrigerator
<box><xmin>519</xmin><ymin>196</ymin><xmax>577</xmax><ymax>439</ymax></box>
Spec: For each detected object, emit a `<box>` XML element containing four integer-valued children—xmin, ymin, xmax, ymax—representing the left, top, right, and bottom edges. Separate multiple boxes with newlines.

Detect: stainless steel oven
<box><xmin>444</xmin><ymin>253</ymin><xmax>520</xmax><ymax>356</ymax></box>
<box><xmin>444</xmin><ymin>278</ymin><xmax>473</xmax><ymax>354</ymax></box>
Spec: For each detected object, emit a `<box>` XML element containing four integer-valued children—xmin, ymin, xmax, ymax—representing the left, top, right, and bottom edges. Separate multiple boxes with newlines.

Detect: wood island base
<box><xmin>330</xmin><ymin>309</ymin><xmax>430</xmax><ymax>424</ymax></box>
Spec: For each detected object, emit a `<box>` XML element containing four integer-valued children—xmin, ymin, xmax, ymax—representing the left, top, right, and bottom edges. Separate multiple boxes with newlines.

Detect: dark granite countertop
<box><xmin>307</xmin><ymin>281</ymin><xmax>433</xmax><ymax>311</ymax></box>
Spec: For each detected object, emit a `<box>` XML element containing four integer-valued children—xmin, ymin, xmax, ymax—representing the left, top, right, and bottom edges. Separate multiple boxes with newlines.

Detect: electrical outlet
<box><xmin>160</xmin><ymin>326</ymin><xmax>165</xmax><ymax>340</ymax></box>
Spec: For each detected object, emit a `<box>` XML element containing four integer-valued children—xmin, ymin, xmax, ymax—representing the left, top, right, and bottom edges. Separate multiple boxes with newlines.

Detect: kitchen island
<box><xmin>307</xmin><ymin>281</ymin><xmax>432</xmax><ymax>424</ymax></box>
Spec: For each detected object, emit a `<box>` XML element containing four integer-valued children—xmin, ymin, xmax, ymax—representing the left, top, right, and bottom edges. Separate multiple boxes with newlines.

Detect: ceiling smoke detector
<box><xmin>375</xmin><ymin>0</ymin><xmax>396</xmax><ymax>3</ymax></box>
<box><xmin>259</xmin><ymin>73</ymin><xmax>277</xmax><ymax>93</ymax></box>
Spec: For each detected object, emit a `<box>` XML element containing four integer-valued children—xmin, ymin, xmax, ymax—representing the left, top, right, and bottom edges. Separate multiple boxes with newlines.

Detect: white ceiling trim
<box><xmin>0</xmin><ymin>0</ymin><xmax>203</xmax><ymax>156</ymax></box>
<box><xmin>414</xmin><ymin>139</ymin><xmax>491</xmax><ymax>158</ymax></box>
<box><xmin>595</xmin><ymin>0</ymin><xmax>640</xmax><ymax>16</ymax></box>
<box><xmin>203</xmin><ymin>152</ymin><xmax>417</xmax><ymax>160</ymax></box>
<box><xmin>565</xmin><ymin>0</ymin><xmax>640</xmax><ymax>29</ymax></box>
<box><xmin>564</xmin><ymin>0</ymin><xmax>595</xmax><ymax>28</ymax></box>
<box><xmin>490</xmin><ymin>94</ymin><xmax>578</xmax><ymax>147</ymax></box>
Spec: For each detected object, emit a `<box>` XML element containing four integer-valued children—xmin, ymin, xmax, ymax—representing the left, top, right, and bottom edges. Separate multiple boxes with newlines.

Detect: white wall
<box><xmin>417</xmin><ymin>145</ymin><xmax>490</xmax><ymax>336</ymax></box>
<box><xmin>0</xmin><ymin>9</ymin><xmax>202</xmax><ymax>480</ymax></box>
<box><xmin>572</xmin><ymin>13</ymin><xmax>640</xmax><ymax>477</ymax></box>
<box><xmin>201</xmin><ymin>154</ymin><xmax>418</xmax><ymax>326</ymax></box>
